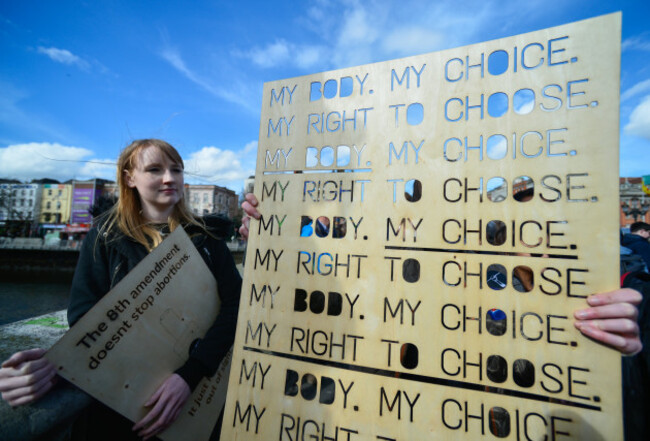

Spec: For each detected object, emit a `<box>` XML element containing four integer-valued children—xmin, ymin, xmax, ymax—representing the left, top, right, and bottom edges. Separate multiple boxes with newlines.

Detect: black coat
<box><xmin>622</xmin><ymin>272</ymin><xmax>650</xmax><ymax>441</ymax></box>
<box><xmin>67</xmin><ymin>217</ymin><xmax>242</xmax><ymax>390</ymax></box>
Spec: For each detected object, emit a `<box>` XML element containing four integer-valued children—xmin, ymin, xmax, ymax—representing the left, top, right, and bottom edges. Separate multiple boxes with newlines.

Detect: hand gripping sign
<box><xmin>222</xmin><ymin>13</ymin><xmax>625</xmax><ymax>441</ymax></box>
<box><xmin>47</xmin><ymin>227</ymin><xmax>231</xmax><ymax>441</ymax></box>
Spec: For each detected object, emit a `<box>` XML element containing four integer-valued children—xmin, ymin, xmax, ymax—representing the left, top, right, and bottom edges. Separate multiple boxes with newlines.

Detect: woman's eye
<box><xmin>146</xmin><ymin>167</ymin><xmax>160</xmax><ymax>173</ymax></box>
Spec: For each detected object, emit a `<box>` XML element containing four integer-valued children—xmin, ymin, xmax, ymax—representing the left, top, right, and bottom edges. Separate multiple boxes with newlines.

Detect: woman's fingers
<box><xmin>575</xmin><ymin>318</ymin><xmax>639</xmax><ymax>334</ymax></box>
<box><xmin>573</xmin><ymin>289</ymin><xmax>643</xmax><ymax>356</ymax></box>
<box><xmin>133</xmin><ymin>374</ymin><xmax>190</xmax><ymax>439</ymax></box>
<box><xmin>574</xmin><ymin>321</ymin><xmax>642</xmax><ymax>355</ymax></box>
<box><xmin>0</xmin><ymin>352</ymin><xmax>55</xmax><ymax>393</ymax></box>
<box><xmin>242</xmin><ymin>193</ymin><xmax>260</xmax><ymax>219</ymax></box>
<box><xmin>239</xmin><ymin>193</ymin><xmax>260</xmax><ymax>240</ymax></box>
<box><xmin>586</xmin><ymin>288</ymin><xmax>642</xmax><ymax>307</ymax></box>
<box><xmin>243</xmin><ymin>193</ymin><xmax>259</xmax><ymax>210</ymax></box>
<box><xmin>1</xmin><ymin>348</ymin><xmax>47</xmax><ymax>369</ymax></box>
<box><xmin>1</xmin><ymin>367</ymin><xmax>57</xmax><ymax>406</ymax></box>
<box><xmin>575</xmin><ymin>302</ymin><xmax>638</xmax><ymax>321</ymax></box>
<box><xmin>238</xmin><ymin>216</ymin><xmax>250</xmax><ymax>240</ymax></box>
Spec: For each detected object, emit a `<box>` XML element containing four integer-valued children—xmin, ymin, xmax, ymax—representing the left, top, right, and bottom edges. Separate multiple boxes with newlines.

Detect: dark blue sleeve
<box><xmin>628</xmin><ymin>240</ymin><xmax>650</xmax><ymax>270</ymax></box>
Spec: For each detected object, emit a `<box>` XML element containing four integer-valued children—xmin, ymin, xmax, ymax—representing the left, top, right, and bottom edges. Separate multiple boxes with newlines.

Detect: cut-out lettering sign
<box><xmin>224</xmin><ymin>13</ymin><xmax>622</xmax><ymax>440</ymax></box>
<box><xmin>47</xmin><ymin>228</ymin><xmax>231</xmax><ymax>441</ymax></box>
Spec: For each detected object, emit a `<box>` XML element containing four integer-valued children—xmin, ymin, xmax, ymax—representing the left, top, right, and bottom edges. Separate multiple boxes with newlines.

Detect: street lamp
<box><xmin>621</xmin><ymin>198</ymin><xmax>650</xmax><ymax>222</ymax></box>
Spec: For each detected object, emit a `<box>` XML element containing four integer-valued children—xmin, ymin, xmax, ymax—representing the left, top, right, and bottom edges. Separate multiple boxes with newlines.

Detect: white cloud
<box><xmin>160</xmin><ymin>47</ymin><xmax>257</xmax><ymax>113</ymax></box>
<box><xmin>622</xmin><ymin>35</ymin><xmax>650</xmax><ymax>52</ymax></box>
<box><xmin>487</xmin><ymin>135</ymin><xmax>508</xmax><ymax>160</ymax></box>
<box><xmin>338</xmin><ymin>4</ymin><xmax>378</xmax><ymax>46</ymax></box>
<box><xmin>621</xmin><ymin>79</ymin><xmax>650</xmax><ymax>102</ymax></box>
<box><xmin>0</xmin><ymin>141</ymin><xmax>257</xmax><ymax>189</ymax></box>
<box><xmin>242</xmin><ymin>141</ymin><xmax>258</xmax><ymax>155</ymax></box>
<box><xmin>294</xmin><ymin>46</ymin><xmax>325</xmax><ymax>69</ymax></box>
<box><xmin>184</xmin><ymin>146</ymin><xmax>254</xmax><ymax>185</ymax></box>
<box><xmin>236</xmin><ymin>1</ymin><xmax>384</xmax><ymax>69</ymax></box>
<box><xmin>381</xmin><ymin>27</ymin><xmax>446</xmax><ymax>57</ymax></box>
<box><xmin>624</xmin><ymin>95</ymin><xmax>650</xmax><ymax>140</ymax></box>
<box><xmin>0</xmin><ymin>142</ymin><xmax>115</xmax><ymax>181</ymax></box>
<box><xmin>248</xmin><ymin>39</ymin><xmax>291</xmax><ymax>67</ymax></box>
<box><xmin>235</xmin><ymin>40</ymin><xmax>325</xmax><ymax>70</ymax></box>
<box><xmin>79</xmin><ymin>159</ymin><xmax>118</xmax><ymax>181</ymax></box>
<box><xmin>237</xmin><ymin>0</ymin><xmax>503</xmax><ymax>71</ymax></box>
<box><xmin>513</xmin><ymin>90</ymin><xmax>535</xmax><ymax>114</ymax></box>
<box><xmin>37</xmin><ymin>47</ymin><xmax>90</xmax><ymax>70</ymax></box>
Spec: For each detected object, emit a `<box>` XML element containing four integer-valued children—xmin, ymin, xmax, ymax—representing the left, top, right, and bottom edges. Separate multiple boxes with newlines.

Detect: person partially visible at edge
<box><xmin>0</xmin><ymin>139</ymin><xmax>242</xmax><ymax>441</ymax></box>
<box><xmin>239</xmin><ymin>192</ymin><xmax>643</xmax><ymax>356</ymax></box>
<box><xmin>622</xmin><ymin>221</ymin><xmax>650</xmax><ymax>271</ymax></box>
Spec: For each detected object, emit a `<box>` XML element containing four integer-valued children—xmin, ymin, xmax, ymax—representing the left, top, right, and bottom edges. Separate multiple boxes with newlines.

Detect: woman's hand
<box><xmin>239</xmin><ymin>193</ymin><xmax>260</xmax><ymax>240</ymax></box>
<box><xmin>574</xmin><ymin>288</ymin><xmax>642</xmax><ymax>355</ymax></box>
<box><xmin>132</xmin><ymin>373</ymin><xmax>191</xmax><ymax>440</ymax></box>
<box><xmin>0</xmin><ymin>348</ymin><xmax>58</xmax><ymax>406</ymax></box>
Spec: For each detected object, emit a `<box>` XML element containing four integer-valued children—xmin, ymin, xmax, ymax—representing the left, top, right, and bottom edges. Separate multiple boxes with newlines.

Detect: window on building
<box><xmin>203</xmin><ymin>193</ymin><xmax>208</xmax><ymax>203</ymax></box>
<box><xmin>46</xmin><ymin>201</ymin><xmax>51</xmax><ymax>209</ymax></box>
<box><xmin>58</xmin><ymin>189</ymin><xmax>62</xmax><ymax>196</ymax></box>
<box><xmin>48</xmin><ymin>189</ymin><xmax>53</xmax><ymax>196</ymax></box>
<box><xmin>56</xmin><ymin>201</ymin><xmax>61</xmax><ymax>209</ymax></box>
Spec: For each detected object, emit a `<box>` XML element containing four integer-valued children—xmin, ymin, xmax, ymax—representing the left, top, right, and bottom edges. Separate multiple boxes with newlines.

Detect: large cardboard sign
<box><xmin>47</xmin><ymin>228</ymin><xmax>231</xmax><ymax>441</ymax></box>
<box><xmin>223</xmin><ymin>13</ymin><xmax>623</xmax><ymax>440</ymax></box>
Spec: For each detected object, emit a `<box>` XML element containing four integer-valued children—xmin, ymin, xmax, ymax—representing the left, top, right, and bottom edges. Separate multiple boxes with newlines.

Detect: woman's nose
<box><xmin>162</xmin><ymin>169</ymin><xmax>174</xmax><ymax>182</ymax></box>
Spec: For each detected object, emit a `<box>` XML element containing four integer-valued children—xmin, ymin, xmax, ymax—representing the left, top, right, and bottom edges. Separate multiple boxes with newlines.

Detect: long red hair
<box><xmin>101</xmin><ymin>139</ymin><xmax>202</xmax><ymax>250</ymax></box>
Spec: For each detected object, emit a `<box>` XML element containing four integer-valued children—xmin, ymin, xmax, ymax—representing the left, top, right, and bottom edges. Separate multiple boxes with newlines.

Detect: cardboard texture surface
<box><xmin>223</xmin><ymin>13</ymin><xmax>623</xmax><ymax>441</ymax></box>
<box><xmin>47</xmin><ymin>227</ymin><xmax>231</xmax><ymax>441</ymax></box>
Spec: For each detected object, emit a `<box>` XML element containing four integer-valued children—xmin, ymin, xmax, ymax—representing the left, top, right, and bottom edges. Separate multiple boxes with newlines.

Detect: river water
<box><xmin>0</xmin><ymin>281</ymin><xmax>71</xmax><ymax>326</ymax></box>
<box><xmin>0</xmin><ymin>249</ymin><xmax>244</xmax><ymax>326</ymax></box>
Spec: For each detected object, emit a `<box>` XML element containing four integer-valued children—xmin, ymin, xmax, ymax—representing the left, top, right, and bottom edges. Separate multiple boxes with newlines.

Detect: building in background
<box><xmin>0</xmin><ymin>180</ymin><xmax>21</xmax><ymax>223</ymax></box>
<box><xmin>39</xmin><ymin>183</ymin><xmax>72</xmax><ymax>224</ymax></box>
<box><xmin>3</xmin><ymin>174</ymin><xmax>650</xmax><ymax>234</ymax></box>
<box><xmin>215</xmin><ymin>186</ymin><xmax>238</xmax><ymax>217</ymax></box>
<box><xmin>102</xmin><ymin>183</ymin><xmax>119</xmax><ymax>199</ymax></box>
<box><xmin>620</xmin><ymin>177</ymin><xmax>650</xmax><ymax>228</ymax></box>
<box><xmin>244</xmin><ymin>176</ymin><xmax>255</xmax><ymax>195</ymax></box>
<box><xmin>186</xmin><ymin>184</ymin><xmax>237</xmax><ymax>218</ymax></box>
<box><xmin>486</xmin><ymin>177</ymin><xmax>507</xmax><ymax>202</ymax></box>
<box><xmin>0</xmin><ymin>183</ymin><xmax>41</xmax><ymax>222</ymax></box>
<box><xmin>1</xmin><ymin>176</ymin><xmax>240</xmax><ymax>236</ymax></box>
<box><xmin>0</xmin><ymin>182</ymin><xmax>42</xmax><ymax>236</ymax></box>
<box><xmin>69</xmin><ymin>179</ymin><xmax>113</xmax><ymax>229</ymax></box>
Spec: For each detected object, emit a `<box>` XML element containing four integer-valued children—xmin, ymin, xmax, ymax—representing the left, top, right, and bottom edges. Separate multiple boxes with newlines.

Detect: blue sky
<box><xmin>1</xmin><ymin>0</ymin><xmax>649</xmax><ymax>192</ymax></box>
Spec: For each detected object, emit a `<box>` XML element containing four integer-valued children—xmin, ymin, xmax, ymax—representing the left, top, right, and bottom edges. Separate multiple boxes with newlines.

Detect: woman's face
<box><xmin>126</xmin><ymin>145</ymin><xmax>184</xmax><ymax>222</ymax></box>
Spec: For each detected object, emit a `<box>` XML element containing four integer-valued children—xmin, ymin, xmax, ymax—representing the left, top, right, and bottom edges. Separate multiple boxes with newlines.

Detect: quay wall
<box><xmin>0</xmin><ymin>248</ymin><xmax>79</xmax><ymax>279</ymax></box>
<box><xmin>0</xmin><ymin>243</ymin><xmax>245</xmax><ymax>278</ymax></box>
<box><xmin>0</xmin><ymin>311</ymin><xmax>91</xmax><ymax>441</ymax></box>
